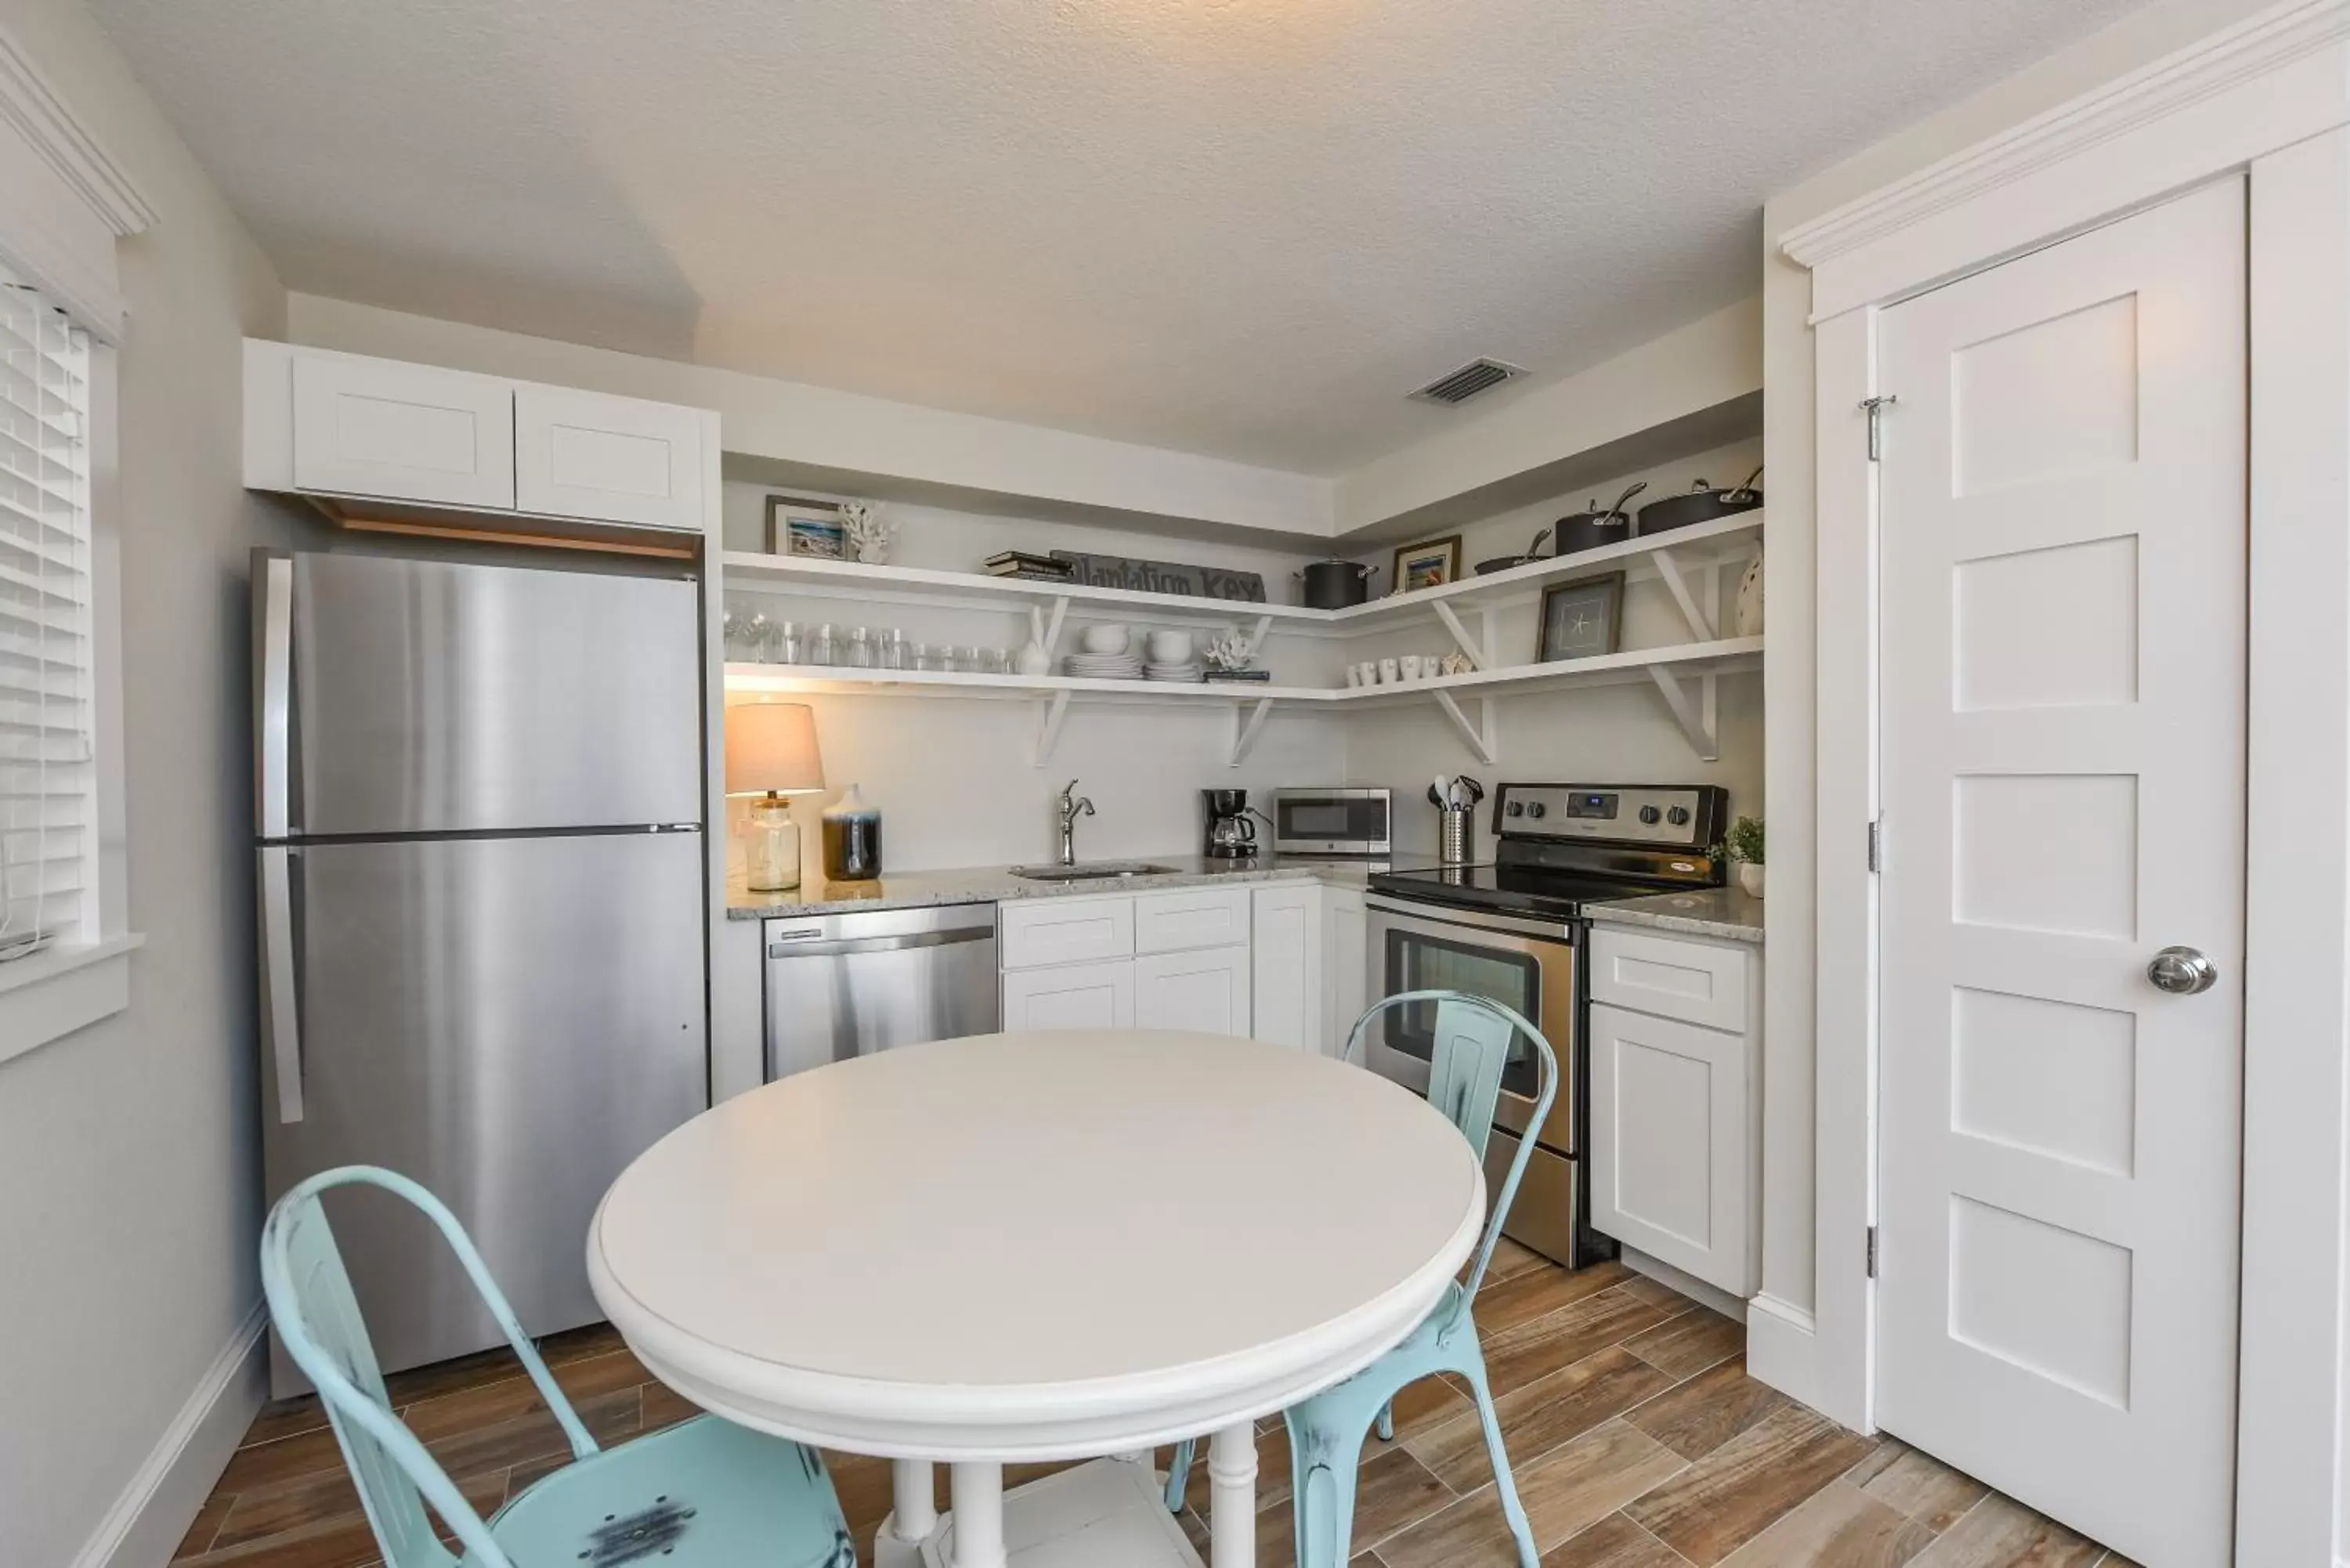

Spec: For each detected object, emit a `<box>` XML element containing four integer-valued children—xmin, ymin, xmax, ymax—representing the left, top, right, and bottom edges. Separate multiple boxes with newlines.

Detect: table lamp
<box><xmin>725</xmin><ymin>701</ymin><xmax>826</xmax><ymax>891</ymax></box>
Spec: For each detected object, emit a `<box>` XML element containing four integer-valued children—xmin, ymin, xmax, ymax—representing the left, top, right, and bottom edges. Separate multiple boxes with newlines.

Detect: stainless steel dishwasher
<box><xmin>763</xmin><ymin>903</ymin><xmax>1000</xmax><ymax>1079</ymax></box>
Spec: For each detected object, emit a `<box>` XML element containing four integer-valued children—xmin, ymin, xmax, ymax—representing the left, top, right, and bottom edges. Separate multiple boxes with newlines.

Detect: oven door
<box><xmin>1363</xmin><ymin>894</ymin><xmax>1578</xmax><ymax>1154</ymax></box>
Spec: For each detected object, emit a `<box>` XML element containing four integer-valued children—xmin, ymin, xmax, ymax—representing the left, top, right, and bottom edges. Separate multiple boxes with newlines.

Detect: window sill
<box><xmin>0</xmin><ymin>934</ymin><xmax>144</xmax><ymax>1065</ymax></box>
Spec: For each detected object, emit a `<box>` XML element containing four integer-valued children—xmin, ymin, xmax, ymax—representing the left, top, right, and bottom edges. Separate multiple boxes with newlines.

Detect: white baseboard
<box><xmin>1743</xmin><ymin>1292</ymin><xmax>1835</xmax><ymax>1418</ymax></box>
<box><xmin>73</xmin><ymin>1302</ymin><xmax>266</xmax><ymax>1568</ymax></box>
<box><xmin>1618</xmin><ymin>1247</ymin><xmax>1749</xmax><ymax>1323</ymax></box>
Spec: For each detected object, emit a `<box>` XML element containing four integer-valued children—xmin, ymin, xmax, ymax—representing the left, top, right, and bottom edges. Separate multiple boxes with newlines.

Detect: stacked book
<box><xmin>983</xmin><ymin>551</ymin><xmax>1075</xmax><ymax>582</ymax></box>
<box><xmin>1202</xmin><ymin>668</ymin><xmax>1272</xmax><ymax>683</ymax></box>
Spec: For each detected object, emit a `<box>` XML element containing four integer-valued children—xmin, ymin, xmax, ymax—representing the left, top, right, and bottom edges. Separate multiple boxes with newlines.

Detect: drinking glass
<box><xmin>979</xmin><ymin>647</ymin><xmax>1008</xmax><ymax>675</ymax></box>
<box><xmin>847</xmin><ymin>627</ymin><xmax>875</xmax><ymax>669</ymax></box>
<box><xmin>809</xmin><ymin>623</ymin><xmax>837</xmax><ymax>667</ymax></box>
<box><xmin>878</xmin><ymin>629</ymin><xmax>907</xmax><ymax>670</ymax></box>
<box><xmin>776</xmin><ymin>620</ymin><xmax>804</xmax><ymax>666</ymax></box>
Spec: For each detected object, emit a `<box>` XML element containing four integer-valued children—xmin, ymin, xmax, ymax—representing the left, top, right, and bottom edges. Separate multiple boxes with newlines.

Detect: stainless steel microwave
<box><xmin>1271</xmin><ymin>787</ymin><xmax>1391</xmax><ymax>855</ymax></box>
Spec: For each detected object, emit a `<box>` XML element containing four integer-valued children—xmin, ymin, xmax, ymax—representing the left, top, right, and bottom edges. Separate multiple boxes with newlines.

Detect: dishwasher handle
<box><xmin>768</xmin><ymin>926</ymin><xmax>994</xmax><ymax>960</ymax></box>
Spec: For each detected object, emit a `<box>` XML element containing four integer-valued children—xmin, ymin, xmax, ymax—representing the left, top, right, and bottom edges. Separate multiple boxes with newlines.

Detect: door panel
<box><xmin>1002</xmin><ymin>959</ymin><xmax>1133</xmax><ymax>1031</ymax></box>
<box><xmin>291</xmin><ymin>352</ymin><xmax>515</xmax><ymax>509</ymax></box>
<box><xmin>513</xmin><ymin>384</ymin><xmax>703</xmax><ymax>529</ymax></box>
<box><xmin>288</xmin><ymin>553</ymin><xmax>703</xmax><ymax>834</ymax></box>
<box><xmin>1875</xmin><ymin>179</ymin><xmax>2245</xmax><ymax>1566</ymax></box>
<box><xmin>1133</xmin><ymin>946</ymin><xmax>1250</xmax><ymax>1036</ymax></box>
<box><xmin>261</xmin><ymin>832</ymin><xmax>707</xmax><ymax>1386</ymax></box>
<box><xmin>1588</xmin><ymin>1002</ymin><xmax>1752</xmax><ymax>1294</ymax></box>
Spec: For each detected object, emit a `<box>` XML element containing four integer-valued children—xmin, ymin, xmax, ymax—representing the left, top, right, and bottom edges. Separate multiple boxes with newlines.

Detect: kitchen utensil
<box><xmin>1636</xmin><ymin>464</ymin><xmax>1764</xmax><ymax>536</ymax></box>
<box><xmin>1438</xmin><ymin>807</ymin><xmax>1476</xmax><ymax>866</ymax></box>
<box><xmin>1474</xmin><ymin>526</ymin><xmax>1555</xmax><ymax>576</ymax></box>
<box><xmin>1553</xmin><ymin>482</ymin><xmax>1647</xmax><ymax>555</ymax></box>
<box><xmin>1079</xmin><ymin>624</ymin><xmax>1131</xmax><ymax>655</ymax></box>
<box><xmin>1298</xmin><ymin>559</ymin><xmax>1377</xmax><ymax>609</ymax></box>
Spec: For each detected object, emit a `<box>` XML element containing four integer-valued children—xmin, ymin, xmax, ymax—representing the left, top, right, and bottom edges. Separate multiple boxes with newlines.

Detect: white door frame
<box><xmin>1777</xmin><ymin>3</ymin><xmax>2350</xmax><ymax>1561</ymax></box>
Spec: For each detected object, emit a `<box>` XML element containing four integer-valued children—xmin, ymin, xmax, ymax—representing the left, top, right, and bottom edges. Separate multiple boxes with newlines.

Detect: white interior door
<box><xmin>1874</xmin><ymin>178</ymin><xmax>2245</xmax><ymax>1567</ymax></box>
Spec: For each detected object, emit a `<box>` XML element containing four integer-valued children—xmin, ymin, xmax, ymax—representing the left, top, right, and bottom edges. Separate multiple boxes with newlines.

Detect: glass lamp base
<box><xmin>743</xmin><ymin>801</ymin><xmax>801</xmax><ymax>891</ymax></box>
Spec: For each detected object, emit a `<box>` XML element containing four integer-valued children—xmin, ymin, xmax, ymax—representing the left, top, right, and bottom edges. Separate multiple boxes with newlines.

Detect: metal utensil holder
<box><xmin>1439</xmin><ymin>805</ymin><xmax>1477</xmax><ymax>866</ymax></box>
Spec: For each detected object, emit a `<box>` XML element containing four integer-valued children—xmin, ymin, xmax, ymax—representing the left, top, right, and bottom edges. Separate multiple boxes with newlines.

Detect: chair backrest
<box><xmin>1343</xmin><ymin>990</ymin><xmax>1558</xmax><ymax>1299</ymax></box>
<box><xmin>258</xmin><ymin>1166</ymin><xmax>599</xmax><ymax>1568</ymax></box>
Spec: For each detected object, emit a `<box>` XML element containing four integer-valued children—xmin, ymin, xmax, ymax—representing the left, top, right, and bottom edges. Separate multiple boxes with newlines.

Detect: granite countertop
<box><xmin>1585</xmin><ymin>885</ymin><xmax>1766</xmax><ymax>945</ymax></box>
<box><xmin>728</xmin><ymin>853</ymin><xmax>1434</xmax><ymax>919</ymax></box>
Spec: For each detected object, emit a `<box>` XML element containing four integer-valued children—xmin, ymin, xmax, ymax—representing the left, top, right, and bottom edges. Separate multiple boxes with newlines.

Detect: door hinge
<box><xmin>1867</xmin><ymin>1225</ymin><xmax>1879</xmax><ymax>1279</ymax></box>
<box><xmin>1867</xmin><ymin>818</ymin><xmax>1882</xmax><ymax>873</ymax></box>
<box><xmin>1860</xmin><ymin>395</ymin><xmax>1898</xmax><ymax>461</ymax></box>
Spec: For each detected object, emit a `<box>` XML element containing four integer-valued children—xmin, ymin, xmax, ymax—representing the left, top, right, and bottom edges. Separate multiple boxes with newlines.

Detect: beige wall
<box><xmin>0</xmin><ymin>3</ymin><xmax>290</xmax><ymax>1565</ymax></box>
<box><xmin>1755</xmin><ymin>0</ymin><xmax>2280</xmax><ymax>1375</ymax></box>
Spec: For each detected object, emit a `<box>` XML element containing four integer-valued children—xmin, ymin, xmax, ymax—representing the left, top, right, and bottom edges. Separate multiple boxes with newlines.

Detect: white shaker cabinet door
<box><xmin>1002</xmin><ymin>959</ymin><xmax>1133</xmax><ymax>1032</ymax></box>
<box><xmin>1587</xmin><ymin>1000</ymin><xmax>1755</xmax><ymax>1295</ymax></box>
<box><xmin>291</xmin><ymin>352</ymin><xmax>515</xmax><ymax>510</ymax></box>
<box><xmin>1322</xmin><ymin>886</ymin><xmax>1368</xmax><ymax>1057</ymax></box>
<box><xmin>1249</xmin><ymin>883</ymin><xmax>1322</xmax><ymax>1050</ymax></box>
<box><xmin>514</xmin><ymin>385</ymin><xmax>705</xmax><ymax>529</ymax></box>
<box><xmin>1133</xmin><ymin>946</ymin><xmax>1251</xmax><ymax>1037</ymax></box>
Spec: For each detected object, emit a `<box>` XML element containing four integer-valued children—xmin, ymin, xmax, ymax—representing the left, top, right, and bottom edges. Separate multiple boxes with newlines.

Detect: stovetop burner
<box><xmin>1368</xmin><ymin>862</ymin><xmax>1665</xmax><ymax>919</ymax></box>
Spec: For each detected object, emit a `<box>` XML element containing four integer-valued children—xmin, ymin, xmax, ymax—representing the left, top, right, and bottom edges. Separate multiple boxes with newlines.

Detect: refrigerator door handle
<box><xmin>256</xmin><ymin>552</ymin><xmax>294</xmax><ymax>839</ymax></box>
<box><xmin>259</xmin><ymin>845</ymin><xmax>304</xmax><ymax>1122</ymax></box>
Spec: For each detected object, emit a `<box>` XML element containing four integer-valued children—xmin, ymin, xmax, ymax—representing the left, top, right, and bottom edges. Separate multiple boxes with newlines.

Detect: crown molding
<box><xmin>1779</xmin><ymin>0</ymin><xmax>2350</xmax><ymax>268</ymax></box>
<box><xmin>0</xmin><ymin>21</ymin><xmax>154</xmax><ymax>238</ymax></box>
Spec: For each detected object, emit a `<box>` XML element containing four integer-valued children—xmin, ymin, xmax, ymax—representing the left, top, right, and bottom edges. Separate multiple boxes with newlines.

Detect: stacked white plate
<box><xmin>1144</xmin><ymin>662</ymin><xmax>1205</xmax><ymax>682</ymax></box>
<box><xmin>1064</xmin><ymin>652</ymin><xmax>1144</xmax><ymax>679</ymax></box>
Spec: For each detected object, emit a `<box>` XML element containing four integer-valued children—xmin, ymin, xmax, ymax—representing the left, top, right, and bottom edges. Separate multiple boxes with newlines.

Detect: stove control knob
<box><xmin>1638</xmin><ymin>804</ymin><xmax>1663</xmax><ymax>825</ymax></box>
<box><xmin>1506</xmin><ymin>800</ymin><xmax>1524</xmax><ymax>818</ymax></box>
<box><xmin>1527</xmin><ymin>802</ymin><xmax>1546</xmax><ymax>818</ymax></box>
<box><xmin>1666</xmin><ymin>806</ymin><xmax>1691</xmax><ymax>826</ymax></box>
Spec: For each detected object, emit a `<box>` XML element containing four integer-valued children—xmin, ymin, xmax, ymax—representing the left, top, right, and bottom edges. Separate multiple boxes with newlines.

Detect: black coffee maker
<box><xmin>1202</xmin><ymin>789</ymin><xmax>1259</xmax><ymax>859</ymax></box>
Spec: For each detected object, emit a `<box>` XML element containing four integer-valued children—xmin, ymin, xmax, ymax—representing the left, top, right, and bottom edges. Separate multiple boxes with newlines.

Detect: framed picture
<box><xmin>1390</xmin><ymin>533</ymin><xmax>1462</xmax><ymax>594</ymax></box>
<box><xmin>765</xmin><ymin>495</ymin><xmax>847</xmax><ymax>558</ymax></box>
<box><xmin>1538</xmin><ymin>571</ymin><xmax>1626</xmax><ymax>662</ymax></box>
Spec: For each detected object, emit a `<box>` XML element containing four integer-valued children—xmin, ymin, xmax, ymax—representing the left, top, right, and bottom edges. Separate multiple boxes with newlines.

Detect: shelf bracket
<box><xmin>1430</xmin><ymin>601</ymin><xmax>1488</xmax><ymax>670</ymax></box>
<box><xmin>1227</xmin><ymin>697</ymin><xmax>1276</xmax><ymax>768</ymax></box>
<box><xmin>1032</xmin><ymin>688</ymin><xmax>1072</xmax><ymax>768</ymax></box>
<box><xmin>1029</xmin><ymin>597</ymin><xmax>1071</xmax><ymax>659</ymax></box>
<box><xmin>1647</xmin><ymin>665</ymin><xmax>1720</xmax><ymax>761</ymax></box>
<box><xmin>1431</xmin><ymin>690</ymin><xmax>1499</xmax><ymax>766</ymax></box>
<box><xmin>1652</xmin><ymin>547</ymin><xmax>1717</xmax><ymax>641</ymax></box>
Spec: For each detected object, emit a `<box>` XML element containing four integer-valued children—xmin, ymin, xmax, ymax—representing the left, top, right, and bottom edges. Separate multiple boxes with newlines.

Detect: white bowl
<box><xmin>1079</xmin><ymin>624</ymin><xmax>1130</xmax><ymax>655</ymax></box>
<box><xmin>1147</xmin><ymin>630</ymin><xmax>1194</xmax><ymax>663</ymax></box>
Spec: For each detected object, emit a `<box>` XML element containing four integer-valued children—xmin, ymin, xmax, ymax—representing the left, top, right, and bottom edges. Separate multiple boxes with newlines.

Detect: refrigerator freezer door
<box><xmin>261</xmin><ymin>830</ymin><xmax>707</xmax><ymax>1389</ymax></box>
<box><xmin>277</xmin><ymin>551</ymin><xmax>703</xmax><ymax>836</ymax></box>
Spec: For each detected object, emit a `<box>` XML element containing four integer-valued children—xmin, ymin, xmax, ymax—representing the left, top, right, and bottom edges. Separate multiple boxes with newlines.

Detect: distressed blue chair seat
<box><xmin>1166</xmin><ymin>992</ymin><xmax>1556</xmax><ymax>1568</ymax></box>
<box><xmin>261</xmin><ymin>1165</ymin><xmax>855</xmax><ymax>1568</ymax></box>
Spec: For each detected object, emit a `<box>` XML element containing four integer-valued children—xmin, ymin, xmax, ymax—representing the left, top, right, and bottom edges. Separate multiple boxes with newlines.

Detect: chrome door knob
<box><xmin>2147</xmin><ymin>945</ymin><xmax>2218</xmax><ymax>995</ymax></box>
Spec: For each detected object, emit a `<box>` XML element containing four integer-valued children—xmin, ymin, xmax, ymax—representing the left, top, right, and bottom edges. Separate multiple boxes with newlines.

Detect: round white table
<box><xmin>588</xmin><ymin>1029</ymin><xmax>1484</xmax><ymax>1568</ymax></box>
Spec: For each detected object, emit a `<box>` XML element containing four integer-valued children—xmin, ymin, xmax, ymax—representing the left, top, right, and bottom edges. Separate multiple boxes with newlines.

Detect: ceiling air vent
<box><xmin>1409</xmin><ymin>358</ymin><xmax>1526</xmax><ymax>407</ymax></box>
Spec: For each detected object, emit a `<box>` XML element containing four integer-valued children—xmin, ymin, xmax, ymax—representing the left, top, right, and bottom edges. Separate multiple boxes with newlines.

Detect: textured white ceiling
<box><xmin>92</xmin><ymin>0</ymin><xmax>2140</xmax><ymax>472</ymax></box>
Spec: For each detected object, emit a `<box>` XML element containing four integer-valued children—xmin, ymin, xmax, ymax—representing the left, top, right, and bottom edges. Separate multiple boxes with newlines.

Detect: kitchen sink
<box><xmin>1009</xmin><ymin>862</ymin><xmax>1179</xmax><ymax>882</ymax></box>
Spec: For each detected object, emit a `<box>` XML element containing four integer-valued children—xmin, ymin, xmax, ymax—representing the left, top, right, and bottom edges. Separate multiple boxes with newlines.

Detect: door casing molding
<box><xmin>1777</xmin><ymin>3</ymin><xmax>2350</xmax><ymax>1560</ymax></box>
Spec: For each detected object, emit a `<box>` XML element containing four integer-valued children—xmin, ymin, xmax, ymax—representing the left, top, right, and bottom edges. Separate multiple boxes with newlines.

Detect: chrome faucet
<box><xmin>1057</xmin><ymin>779</ymin><xmax>1096</xmax><ymax>866</ymax></box>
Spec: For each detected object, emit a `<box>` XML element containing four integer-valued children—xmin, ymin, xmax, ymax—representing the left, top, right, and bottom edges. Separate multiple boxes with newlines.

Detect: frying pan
<box><xmin>1636</xmin><ymin>464</ymin><xmax>1764</xmax><ymax>537</ymax></box>
<box><xmin>1475</xmin><ymin>526</ymin><xmax>1553</xmax><ymax>576</ymax></box>
<box><xmin>1553</xmin><ymin>482</ymin><xmax>1646</xmax><ymax>555</ymax></box>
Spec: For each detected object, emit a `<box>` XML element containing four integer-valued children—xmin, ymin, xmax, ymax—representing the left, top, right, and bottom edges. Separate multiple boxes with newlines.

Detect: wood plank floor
<box><xmin>173</xmin><ymin>1241</ymin><xmax>2136</xmax><ymax>1568</ymax></box>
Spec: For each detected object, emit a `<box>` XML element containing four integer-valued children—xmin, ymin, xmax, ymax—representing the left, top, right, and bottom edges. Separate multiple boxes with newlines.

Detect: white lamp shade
<box><xmin>725</xmin><ymin>701</ymin><xmax>826</xmax><ymax>797</ymax></box>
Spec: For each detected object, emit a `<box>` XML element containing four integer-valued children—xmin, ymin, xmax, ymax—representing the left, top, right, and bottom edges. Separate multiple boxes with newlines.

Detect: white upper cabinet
<box><xmin>290</xmin><ymin>350</ymin><xmax>516</xmax><ymax>510</ymax></box>
<box><xmin>248</xmin><ymin>341</ymin><xmax>713</xmax><ymax>532</ymax></box>
<box><xmin>514</xmin><ymin>384</ymin><xmax>704</xmax><ymax>529</ymax></box>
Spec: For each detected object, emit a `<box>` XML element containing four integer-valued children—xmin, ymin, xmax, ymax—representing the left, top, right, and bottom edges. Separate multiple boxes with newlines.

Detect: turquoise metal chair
<box><xmin>259</xmin><ymin>1165</ymin><xmax>855</xmax><ymax>1568</ymax></box>
<box><xmin>1164</xmin><ymin>991</ymin><xmax>1554</xmax><ymax>1568</ymax></box>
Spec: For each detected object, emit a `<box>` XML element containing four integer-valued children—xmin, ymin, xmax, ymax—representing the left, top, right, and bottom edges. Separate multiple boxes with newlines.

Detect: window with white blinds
<box><xmin>0</xmin><ymin>269</ymin><xmax>94</xmax><ymax>961</ymax></box>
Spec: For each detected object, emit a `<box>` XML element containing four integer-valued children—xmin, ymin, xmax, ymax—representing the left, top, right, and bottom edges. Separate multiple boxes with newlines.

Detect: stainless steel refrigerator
<box><xmin>253</xmin><ymin>548</ymin><xmax>710</xmax><ymax>1393</ymax></box>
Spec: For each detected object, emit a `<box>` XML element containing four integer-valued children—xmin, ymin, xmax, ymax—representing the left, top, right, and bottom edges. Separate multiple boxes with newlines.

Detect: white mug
<box><xmin>1399</xmin><ymin>655</ymin><xmax>1426</xmax><ymax>681</ymax></box>
<box><xmin>1344</xmin><ymin>664</ymin><xmax>1362</xmax><ymax>687</ymax></box>
<box><xmin>1354</xmin><ymin>661</ymin><xmax>1377</xmax><ymax>686</ymax></box>
<box><xmin>1379</xmin><ymin>657</ymin><xmax>1401</xmax><ymax>684</ymax></box>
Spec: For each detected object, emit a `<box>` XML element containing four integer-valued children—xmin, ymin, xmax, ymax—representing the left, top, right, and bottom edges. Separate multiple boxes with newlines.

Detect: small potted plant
<box><xmin>1726</xmin><ymin>815</ymin><xmax>1765</xmax><ymax>898</ymax></box>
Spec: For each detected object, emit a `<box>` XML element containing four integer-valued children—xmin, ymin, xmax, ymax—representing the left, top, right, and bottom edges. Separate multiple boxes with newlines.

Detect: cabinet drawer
<box><xmin>1589</xmin><ymin>927</ymin><xmax>1748</xmax><ymax>1031</ymax></box>
<box><xmin>1133</xmin><ymin>886</ymin><xmax>1250</xmax><ymax>954</ymax></box>
<box><xmin>514</xmin><ymin>384</ymin><xmax>703</xmax><ymax>529</ymax></box>
<box><xmin>1000</xmin><ymin>896</ymin><xmax>1133</xmax><ymax>970</ymax></box>
<box><xmin>291</xmin><ymin>352</ymin><xmax>515</xmax><ymax>509</ymax></box>
<box><xmin>1002</xmin><ymin>959</ymin><xmax>1133</xmax><ymax>1031</ymax></box>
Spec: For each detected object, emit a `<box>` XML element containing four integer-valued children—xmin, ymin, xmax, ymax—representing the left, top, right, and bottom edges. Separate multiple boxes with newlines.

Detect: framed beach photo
<box><xmin>765</xmin><ymin>494</ymin><xmax>848</xmax><ymax>558</ymax></box>
<box><xmin>1390</xmin><ymin>533</ymin><xmax>1462</xmax><ymax>594</ymax></box>
<box><xmin>1538</xmin><ymin>571</ymin><xmax>1625</xmax><ymax>662</ymax></box>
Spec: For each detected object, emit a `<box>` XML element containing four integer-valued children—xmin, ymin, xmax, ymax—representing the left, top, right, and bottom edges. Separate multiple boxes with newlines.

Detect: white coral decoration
<box><xmin>837</xmin><ymin>501</ymin><xmax>895</xmax><ymax>564</ymax></box>
<box><xmin>1204</xmin><ymin>630</ymin><xmax>1258</xmax><ymax>671</ymax></box>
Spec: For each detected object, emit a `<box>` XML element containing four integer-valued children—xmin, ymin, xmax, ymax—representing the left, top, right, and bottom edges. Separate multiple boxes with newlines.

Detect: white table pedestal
<box><xmin>875</xmin><ymin>1455</ymin><xmax>1216</xmax><ymax>1568</ymax></box>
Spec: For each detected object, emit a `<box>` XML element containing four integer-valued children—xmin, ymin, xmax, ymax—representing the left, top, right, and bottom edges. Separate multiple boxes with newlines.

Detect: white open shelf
<box><xmin>717</xmin><ymin>511</ymin><xmax>1762</xmax><ymax>637</ymax></box>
